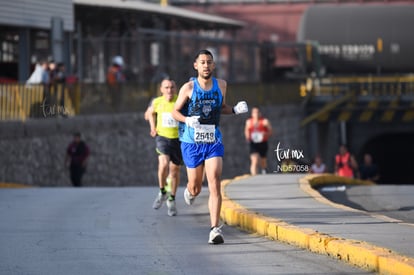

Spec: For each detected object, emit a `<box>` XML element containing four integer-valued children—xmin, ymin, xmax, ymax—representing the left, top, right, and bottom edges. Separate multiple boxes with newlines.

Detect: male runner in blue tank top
<box><xmin>172</xmin><ymin>49</ymin><xmax>248</xmax><ymax>244</ymax></box>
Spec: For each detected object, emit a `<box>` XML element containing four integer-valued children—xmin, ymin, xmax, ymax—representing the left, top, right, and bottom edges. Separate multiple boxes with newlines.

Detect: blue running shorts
<box><xmin>181</xmin><ymin>142</ymin><xmax>224</xmax><ymax>168</ymax></box>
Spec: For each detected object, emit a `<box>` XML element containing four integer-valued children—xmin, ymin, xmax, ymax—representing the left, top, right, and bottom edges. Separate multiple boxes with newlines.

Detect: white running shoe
<box><xmin>184</xmin><ymin>188</ymin><xmax>195</xmax><ymax>205</ymax></box>
<box><xmin>166</xmin><ymin>199</ymin><xmax>177</xmax><ymax>216</ymax></box>
<box><xmin>152</xmin><ymin>192</ymin><xmax>168</xmax><ymax>209</ymax></box>
<box><xmin>208</xmin><ymin>226</ymin><xmax>224</xmax><ymax>244</ymax></box>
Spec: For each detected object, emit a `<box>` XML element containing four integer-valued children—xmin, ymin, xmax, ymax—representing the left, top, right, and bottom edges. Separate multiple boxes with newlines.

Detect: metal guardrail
<box><xmin>307</xmin><ymin>75</ymin><xmax>414</xmax><ymax>96</ymax></box>
<box><xmin>0</xmin><ymin>81</ymin><xmax>302</xmax><ymax>120</ymax></box>
<box><xmin>0</xmin><ymin>84</ymin><xmax>78</xmax><ymax>121</ymax></box>
<box><xmin>300</xmin><ymin>75</ymin><xmax>414</xmax><ymax>126</ymax></box>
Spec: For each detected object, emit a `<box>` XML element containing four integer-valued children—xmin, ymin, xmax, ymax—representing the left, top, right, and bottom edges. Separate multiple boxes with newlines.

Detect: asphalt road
<box><xmin>0</xmin><ymin>187</ymin><xmax>372</xmax><ymax>275</ymax></box>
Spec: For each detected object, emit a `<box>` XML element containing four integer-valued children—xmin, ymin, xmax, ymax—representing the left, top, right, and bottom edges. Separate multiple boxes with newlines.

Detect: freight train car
<box><xmin>297</xmin><ymin>5</ymin><xmax>414</xmax><ymax>75</ymax></box>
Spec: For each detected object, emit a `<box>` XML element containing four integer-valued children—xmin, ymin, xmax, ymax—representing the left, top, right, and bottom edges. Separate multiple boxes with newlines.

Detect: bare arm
<box><xmin>218</xmin><ymin>78</ymin><xmax>249</xmax><ymax>115</ymax></box>
<box><xmin>264</xmin><ymin>118</ymin><xmax>273</xmax><ymax>138</ymax></box>
<box><xmin>244</xmin><ymin>120</ymin><xmax>250</xmax><ymax>141</ymax></box>
<box><xmin>146</xmin><ymin>103</ymin><xmax>157</xmax><ymax>137</ymax></box>
<box><xmin>218</xmin><ymin>79</ymin><xmax>234</xmax><ymax>115</ymax></box>
<box><xmin>221</xmin><ymin>103</ymin><xmax>234</xmax><ymax>114</ymax></box>
<box><xmin>172</xmin><ymin>81</ymin><xmax>192</xmax><ymax>122</ymax></box>
<box><xmin>144</xmin><ymin>106</ymin><xmax>151</xmax><ymax>121</ymax></box>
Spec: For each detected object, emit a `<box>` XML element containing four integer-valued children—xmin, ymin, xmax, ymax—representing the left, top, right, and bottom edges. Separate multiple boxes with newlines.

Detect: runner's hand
<box><xmin>233</xmin><ymin>101</ymin><xmax>248</xmax><ymax>114</ymax></box>
<box><xmin>185</xmin><ymin>116</ymin><xmax>200</xmax><ymax>128</ymax></box>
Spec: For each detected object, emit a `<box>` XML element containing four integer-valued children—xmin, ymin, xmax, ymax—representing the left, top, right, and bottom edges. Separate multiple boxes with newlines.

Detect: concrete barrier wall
<box><xmin>0</xmin><ymin>104</ymin><xmax>304</xmax><ymax>186</ymax></box>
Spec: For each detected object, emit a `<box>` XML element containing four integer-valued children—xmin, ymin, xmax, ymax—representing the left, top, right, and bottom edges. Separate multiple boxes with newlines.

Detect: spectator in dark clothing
<box><xmin>41</xmin><ymin>61</ymin><xmax>51</xmax><ymax>106</ymax></box>
<box><xmin>55</xmin><ymin>62</ymin><xmax>67</xmax><ymax>109</ymax></box>
<box><xmin>48</xmin><ymin>60</ymin><xmax>57</xmax><ymax>105</ymax></box>
<box><xmin>359</xmin><ymin>153</ymin><xmax>380</xmax><ymax>182</ymax></box>
<box><xmin>65</xmin><ymin>132</ymin><xmax>90</xmax><ymax>187</ymax></box>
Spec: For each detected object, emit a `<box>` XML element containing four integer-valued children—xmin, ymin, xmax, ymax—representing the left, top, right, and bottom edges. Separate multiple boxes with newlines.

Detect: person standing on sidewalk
<box><xmin>172</xmin><ymin>49</ymin><xmax>248</xmax><ymax>244</ymax></box>
<box><xmin>147</xmin><ymin>79</ymin><xmax>182</xmax><ymax>216</ymax></box>
<box><xmin>65</xmin><ymin>132</ymin><xmax>90</xmax><ymax>187</ymax></box>
<box><xmin>244</xmin><ymin>107</ymin><xmax>272</xmax><ymax>175</ymax></box>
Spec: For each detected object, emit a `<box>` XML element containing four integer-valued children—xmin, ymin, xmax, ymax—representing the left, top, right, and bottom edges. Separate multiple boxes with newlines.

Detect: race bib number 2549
<box><xmin>194</xmin><ymin>125</ymin><xmax>215</xmax><ymax>143</ymax></box>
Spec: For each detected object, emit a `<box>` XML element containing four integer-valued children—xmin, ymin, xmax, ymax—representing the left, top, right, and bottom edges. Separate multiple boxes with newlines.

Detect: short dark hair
<box><xmin>74</xmin><ymin>132</ymin><xmax>81</xmax><ymax>138</ymax></box>
<box><xmin>194</xmin><ymin>49</ymin><xmax>214</xmax><ymax>61</ymax></box>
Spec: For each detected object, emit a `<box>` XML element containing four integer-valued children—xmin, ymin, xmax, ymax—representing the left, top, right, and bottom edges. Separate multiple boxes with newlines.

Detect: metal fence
<box><xmin>0</xmin><ymin>84</ymin><xmax>77</xmax><ymax>120</ymax></box>
<box><xmin>74</xmin><ymin>28</ymin><xmax>262</xmax><ymax>85</ymax></box>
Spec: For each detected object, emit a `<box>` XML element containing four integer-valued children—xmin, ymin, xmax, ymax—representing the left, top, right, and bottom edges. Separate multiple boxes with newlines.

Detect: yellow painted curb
<box><xmin>220</xmin><ymin>174</ymin><xmax>414</xmax><ymax>275</ymax></box>
<box><xmin>0</xmin><ymin>182</ymin><xmax>32</xmax><ymax>188</ymax></box>
<box><xmin>304</xmin><ymin>173</ymin><xmax>375</xmax><ymax>188</ymax></box>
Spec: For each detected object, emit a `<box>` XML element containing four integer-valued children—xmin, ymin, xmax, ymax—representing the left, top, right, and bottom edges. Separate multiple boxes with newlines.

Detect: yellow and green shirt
<box><xmin>153</xmin><ymin>95</ymin><xmax>179</xmax><ymax>139</ymax></box>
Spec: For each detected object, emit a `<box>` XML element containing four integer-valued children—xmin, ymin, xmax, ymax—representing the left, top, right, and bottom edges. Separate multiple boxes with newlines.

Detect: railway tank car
<box><xmin>297</xmin><ymin>5</ymin><xmax>414</xmax><ymax>75</ymax></box>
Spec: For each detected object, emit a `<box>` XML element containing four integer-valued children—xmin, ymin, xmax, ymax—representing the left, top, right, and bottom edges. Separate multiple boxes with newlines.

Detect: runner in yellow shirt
<box><xmin>147</xmin><ymin>79</ymin><xmax>182</xmax><ymax>216</ymax></box>
<box><xmin>145</xmin><ymin>80</ymin><xmax>178</xmax><ymax>193</ymax></box>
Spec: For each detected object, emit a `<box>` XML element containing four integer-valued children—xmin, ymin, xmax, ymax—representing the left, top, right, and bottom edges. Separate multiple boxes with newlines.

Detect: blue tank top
<box><xmin>179</xmin><ymin>77</ymin><xmax>223</xmax><ymax>144</ymax></box>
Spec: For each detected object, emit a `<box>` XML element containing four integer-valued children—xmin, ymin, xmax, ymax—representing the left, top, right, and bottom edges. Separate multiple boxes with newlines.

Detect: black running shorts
<box><xmin>249</xmin><ymin>141</ymin><xmax>268</xmax><ymax>158</ymax></box>
<box><xmin>155</xmin><ymin>135</ymin><xmax>183</xmax><ymax>165</ymax></box>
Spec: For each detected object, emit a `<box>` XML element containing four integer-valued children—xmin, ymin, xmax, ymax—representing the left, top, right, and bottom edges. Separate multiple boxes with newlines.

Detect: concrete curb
<box><xmin>0</xmin><ymin>182</ymin><xmax>33</xmax><ymax>188</ymax></box>
<box><xmin>220</xmin><ymin>174</ymin><xmax>414</xmax><ymax>275</ymax></box>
